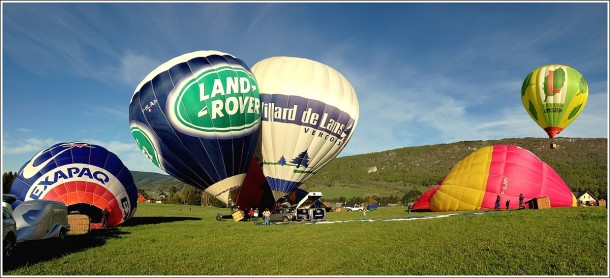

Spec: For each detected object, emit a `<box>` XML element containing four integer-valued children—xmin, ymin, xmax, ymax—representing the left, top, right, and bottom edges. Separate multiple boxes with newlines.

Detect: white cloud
<box><xmin>83</xmin><ymin>139</ymin><xmax>166</xmax><ymax>174</ymax></box>
<box><xmin>80</xmin><ymin>104</ymin><xmax>129</xmax><ymax>120</ymax></box>
<box><xmin>115</xmin><ymin>53</ymin><xmax>163</xmax><ymax>88</ymax></box>
<box><xmin>2</xmin><ymin>138</ymin><xmax>58</xmax><ymax>155</ymax></box>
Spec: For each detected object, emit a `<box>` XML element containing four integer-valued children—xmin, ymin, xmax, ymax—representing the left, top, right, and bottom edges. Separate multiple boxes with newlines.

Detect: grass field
<box><xmin>2</xmin><ymin>203</ymin><xmax>608</xmax><ymax>275</ymax></box>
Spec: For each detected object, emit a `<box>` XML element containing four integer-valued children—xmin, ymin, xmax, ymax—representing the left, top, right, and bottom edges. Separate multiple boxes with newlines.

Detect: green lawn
<box><xmin>2</xmin><ymin>203</ymin><xmax>607</xmax><ymax>275</ymax></box>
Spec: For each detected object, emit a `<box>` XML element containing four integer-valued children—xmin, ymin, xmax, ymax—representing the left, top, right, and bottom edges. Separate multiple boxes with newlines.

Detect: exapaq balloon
<box><xmin>521</xmin><ymin>64</ymin><xmax>588</xmax><ymax>140</ymax></box>
<box><xmin>251</xmin><ymin>56</ymin><xmax>359</xmax><ymax>201</ymax></box>
<box><xmin>10</xmin><ymin>142</ymin><xmax>138</xmax><ymax>228</ymax></box>
<box><xmin>129</xmin><ymin>50</ymin><xmax>261</xmax><ymax>205</ymax></box>
<box><xmin>429</xmin><ymin>145</ymin><xmax>576</xmax><ymax>212</ymax></box>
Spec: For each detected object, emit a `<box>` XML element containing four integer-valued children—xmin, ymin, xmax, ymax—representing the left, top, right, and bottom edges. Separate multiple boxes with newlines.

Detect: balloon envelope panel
<box><xmin>411</xmin><ymin>185</ymin><xmax>440</xmax><ymax>212</ymax></box>
<box><xmin>129</xmin><ymin>51</ymin><xmax>261</xmax><ymax>205</ymax></box>
<box><xmin>429</xmin><ymin>145</ymin><xmax>576</xmax><ymax>212</ymax></box>
<box><xmin>10</xmin><ymin>142</ymin><xmax>138</xmax><ymax>228</ymax></box>
<box><xmin>521</xmin><ymin>64</ymin><xmax>588</xmax><ymax>138</ymax></box>
<box><xmin>251</xmin><ymin>56</ymin><xmax>359</xmax><ymax>201</ymax></box>
<box><xmin>233</xmin><ymin>156</ymin><xmax>275</xmax><ymax>210</ymax></box>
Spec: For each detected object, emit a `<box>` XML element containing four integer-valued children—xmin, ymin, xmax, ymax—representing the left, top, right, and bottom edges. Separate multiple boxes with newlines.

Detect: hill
<box><xmin>132</xmin><ymin>137</ymin><xmax>608</xmax><ymax>200</ymax></box>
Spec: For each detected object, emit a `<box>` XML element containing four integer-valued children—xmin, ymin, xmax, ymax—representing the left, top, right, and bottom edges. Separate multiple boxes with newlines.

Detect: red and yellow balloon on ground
<box><xmin>428</xmin><ymin>145</ymin><xmax>576</xmax><ymax>212</ymax></box>
<box><xmin>411</xmin><ymin>184</ymin><xmax>440</xmax><ymax>212</ymax></box>
<box><xmin>521</xmin><ymin>64</ymin><xmax>588</xmax><ymax>139</ymax></box>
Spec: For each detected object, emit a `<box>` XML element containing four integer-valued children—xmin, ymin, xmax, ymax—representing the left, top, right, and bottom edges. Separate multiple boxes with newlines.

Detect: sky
<box><xmin>1</xmin><ymin>1</ymin><xmax>608</xmax><ymax>176</ymax></box>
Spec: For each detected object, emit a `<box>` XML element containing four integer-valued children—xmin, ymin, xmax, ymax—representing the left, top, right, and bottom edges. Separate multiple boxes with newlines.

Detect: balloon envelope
<box><xmin>429</xmin><ymin>145</ymin><xmax>576</xmax><ymax>212</ymax></box>
<box><xmin>521</xmin><ymin>64</ymin><xmax>588</xmax><ymax>139</ymax></box>
<box><xmin>10</xmin><ymin>142</ymin><xmax>138</xmax><ymax>228</ymax></box>
<box><xmin>129</xmin><ymin>50</ymin><xmax>261</xmax><ymax>205</ymax></box>
<box><xmin>411</xmin><ymin>185</ymin><xmax>440</xmax><ymax>212</ymax></box>
<box><xmin>233</xmin><ymin>156</ymin><xmax>275</xmax><ymax>210</ymax></box>
<box><xmin>251</xmin><ymin>56</ymin><xmax>359</xmax><ymax>201</ymax></box>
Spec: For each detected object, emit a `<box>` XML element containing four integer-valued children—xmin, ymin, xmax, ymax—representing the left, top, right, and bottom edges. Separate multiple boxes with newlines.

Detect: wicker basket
<box><xmin>526</xmin><ymin>196</ymin><xmax>551</xmax><ymax>209</ymax></box>
<box><xmin>232</xmin><ymin>210</ymin><xmax>244</xmax><ymax>222</ymax></box>
<box><xmin>67</xmin><ymin>214</ymin><xmax>91</xmax><ymax>235</ymax></box>
<box><xmin>537</xmin><ymin>196</ymin><xmax>551</xmax><ymax>209</ymax></box>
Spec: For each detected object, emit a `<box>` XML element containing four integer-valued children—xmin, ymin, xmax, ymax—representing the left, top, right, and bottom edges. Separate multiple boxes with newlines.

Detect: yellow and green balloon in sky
<box><xmin>521</xmin><ymin>64</ymin><xmax>588</xmax><ymax>139</ymax></box>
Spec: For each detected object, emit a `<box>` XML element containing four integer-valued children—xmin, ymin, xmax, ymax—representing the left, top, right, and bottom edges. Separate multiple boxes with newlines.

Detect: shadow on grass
<box><xmin>121</xmin><ymin>216</ymin><xmax>202</xmax><ymax>226</ymax></box>
<box><xmin>2</xmin><ymin>217</ymin><xmax>203</xmax><ymax>271</ymax></box>
<box><xmin>2</xmin><ymin>228</ymin><xmax>128</xmax><ymax>271</ymax></box>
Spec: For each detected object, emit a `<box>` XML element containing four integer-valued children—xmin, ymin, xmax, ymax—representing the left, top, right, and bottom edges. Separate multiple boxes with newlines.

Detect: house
<box><xmin>574</xmin><ymin>191</ymin><xmax>597</xmax><ymax>206</ymax></box>
<box><xmin>137</xmin><ymin>193</ymin><xmax>147</xmax><ymax>203</ymax></box>
<box><xmin>156</xmin><ymin>194</ymin><xmax>167</xmax><ymax>204</ymax></box>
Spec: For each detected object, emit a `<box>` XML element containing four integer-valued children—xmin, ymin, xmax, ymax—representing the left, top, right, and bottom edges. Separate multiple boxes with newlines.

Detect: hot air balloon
<box><xmin>251</xmin><ymin>56</ymin><xmax>360</xmax><ymax>202</ymax></box>
<box><xmin>129</xmin><ymin>50</ymin><xmax>261</xmax><ymax>205</ymax></box>
<box><xmin>9</xmin><ymin>142</ymin><xmax>138</xmax><ymax>228</ymax></box>
<box><xmin>232</xmin><ymin>156</ymin><xmax>275</xmax><ymax>210</ymax></box>
<box><xmin>521</xmin><ymin>64</ymin><xmax>588</xmax><ymax>148</ymax></box>
<box><xmin>411</xmin><ymin>185</ymin><xmax>440</xmax><ymax>212</ymax></box>
<box><xmin>428</xmin><ymin>145</ymin><xmax>576</xmax><ymax>212</ymax></box>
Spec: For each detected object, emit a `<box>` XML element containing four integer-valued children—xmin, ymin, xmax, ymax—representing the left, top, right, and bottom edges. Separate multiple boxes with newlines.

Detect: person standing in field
<box><xmin>263</xmin><ymin>208</ymin><xmax>271</xmax><ymax>225</ymax></box>
<box><xmin>519</xmin><ymin>193</ymin><xmax>525</xmax><ymax>209</ymax></box>
<box><xmin>505</xmin><ymin>199</ymin><xmax>510</xmax><ymax>211</ymax></box>
<box><xmin>102</xmin><ymin>208</ymin><xmax>109</xmax><ymax>229</ymax></box>
<box><xmin>248</xmin><ymin>208</ymin><xmax>254</xmax><ymax>222</ymax></box>
<box><xmin>494</xmin><ymin>195</ymin><xmax>501</xmax><ymax>211</ymax></box>
<box><xmin>253</xmin><ymin>208</ymin><xmax>260</xmax><ymax>225</ymax></box>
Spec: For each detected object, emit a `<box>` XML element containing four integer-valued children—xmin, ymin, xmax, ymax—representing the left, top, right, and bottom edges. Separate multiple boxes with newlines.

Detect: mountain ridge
<box><xmin>132</xmin><ymin>137</ymin><xmax>608</xmax><ymax>200</ymax></box>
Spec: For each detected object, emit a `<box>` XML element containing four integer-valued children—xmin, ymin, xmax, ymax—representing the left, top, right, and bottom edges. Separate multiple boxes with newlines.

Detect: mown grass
<box><xmin>2</xmin><ymin>203</ymin><xmax>607</xmax><ymax>275</ymax></box>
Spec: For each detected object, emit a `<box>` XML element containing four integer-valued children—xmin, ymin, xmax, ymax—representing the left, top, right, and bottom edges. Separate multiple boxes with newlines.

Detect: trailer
<box><xmin>367</xmin><ymin>204</ymin><xmax>379</xmax><ymax>211</ymax></box>
<box><xmin>294</xmin><ymin>192</ymin><xmax>326</xmax><ymax>221</ymax></box>
<box><xmin>13</xmin><ymin>199</ymin><xmax>70</xmax><ymax>244</ymax></box>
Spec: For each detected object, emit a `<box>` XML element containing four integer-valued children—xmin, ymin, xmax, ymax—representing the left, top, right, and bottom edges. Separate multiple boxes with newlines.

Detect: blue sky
<box><xmin>2</xmin><ymin>2</ymin><xmax>608</xmax><ymax>175</ymax></box>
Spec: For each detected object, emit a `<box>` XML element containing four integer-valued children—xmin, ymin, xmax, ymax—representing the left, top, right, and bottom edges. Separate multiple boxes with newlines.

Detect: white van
<box><xmin>13</xmin><ymin>200</ymin><xmax>70</xmax><ymax>244</ymax></box>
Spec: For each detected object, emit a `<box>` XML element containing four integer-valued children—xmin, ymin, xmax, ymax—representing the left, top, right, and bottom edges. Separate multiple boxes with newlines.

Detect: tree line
<box><xmin>323</xmin><ymin>189</ymin><xmax>423</xmax><ymax>205</ymax></box>
<box><xmin>138</xmin><ymin>186</ymin><xmax>226</xmax><ymax>207</ymax></box>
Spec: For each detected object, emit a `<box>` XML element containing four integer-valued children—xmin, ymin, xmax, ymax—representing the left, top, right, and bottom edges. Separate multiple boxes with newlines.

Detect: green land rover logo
<box><xmin>167</xmin><ymin>65</ymin><xmax>261</xmax><ymax>138</ymax></box>
<box><xmin>130</xmin><ymin>124</ymin><xmax>163</xmax><ymax>170</ymax></box>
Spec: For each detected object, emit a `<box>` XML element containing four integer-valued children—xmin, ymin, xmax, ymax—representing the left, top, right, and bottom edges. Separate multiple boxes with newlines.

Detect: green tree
<box><xmin>402</xmin><ymin>189</ymin><xmax>422</xmax><ymax>203</ymax></box>
<box><xmin>179</xmin><ymin>186</ymin><xmax>201</xmax><ymax>206</ymax></box>
<box><xmin>169</xmin><ymin>186</ymin><xmax>178</xmax><ymax>196</ymax></box>
<box><xmin>364</xmin><ymin>194</ymin><xmax>379</xmax><ymax>204</ymax></box>
<box><xmin>2</xmin><ymin>171</ymin><xmax>17</xmax><ymax>194</ymax></box>
<box><xmin>348</xmin><ymin>196</ymin><xmax>364</xmax><ymax>204</ymax></box>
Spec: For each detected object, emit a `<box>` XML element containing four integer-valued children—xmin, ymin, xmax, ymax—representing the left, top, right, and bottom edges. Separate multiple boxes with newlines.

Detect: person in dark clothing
<box><xmin>505</xmin><ymin>199</ymin><xmax>510</xmax><ymax>211</ymax></box>
<box><xmin>519</xmin><ymin>193</ymin><xmax>525</xmax><ymax>209</ymax></box>
<box><xmin>102</xmin><ymin>208</ymin><xmax>109</xmax><ymax>229</ymax></box>
<box><xmin>494</xmin><ymin>195</ymin><xmax>501</xmax><ymax>211</ymax></box>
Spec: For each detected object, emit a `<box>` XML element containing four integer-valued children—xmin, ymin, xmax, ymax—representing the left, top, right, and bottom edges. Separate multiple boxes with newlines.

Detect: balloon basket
<box><xmin>550</xmin><ymin>143</ymin><xmax>557</xmax><ymax>149</ymax></box>
<box><xmin>67</xmin><ymin>214</ymin><xmax>90</xmax><ymax>235</ymax></box>
<box><xmin>232</xmin><ymin>210</ymin><xmax>245</xmax><ymax>222</ymax></box>
<box><xmin>525</xmin><ymin>196</ymin><xmax>551</xmax><ymax>209</ymax></box>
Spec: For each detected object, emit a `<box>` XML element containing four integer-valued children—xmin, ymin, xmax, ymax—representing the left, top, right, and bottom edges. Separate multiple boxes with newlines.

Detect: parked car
<box><xmin>347</xmin><ymin>204</ymin><xmax>364</xmax><ymax>211</ymax></box>
<box><xmin>269</xmin><ymin>208</ymin><xmax>296</xmax><ymax>222</ymax></box>
<box><xmin>13</xmin><ymin>199</ymin><xmax>70</xmax><ymax>244</ymax></box>
<box><xmin>2</xmin><ymin>201</ymin><xmax>17</xmax><ymax>259</ymax></box>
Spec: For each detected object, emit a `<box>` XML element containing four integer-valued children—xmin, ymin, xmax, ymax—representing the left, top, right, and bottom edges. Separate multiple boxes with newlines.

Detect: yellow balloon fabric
<box><xmin>429</xmin><ymin>146</ymin><xmax>493</xmax><ymax>211</ymax></box>
<box><xmin>521</xmin><ymin>64</ymin><xmax>588</xmax><ymax>138</ymax></box>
